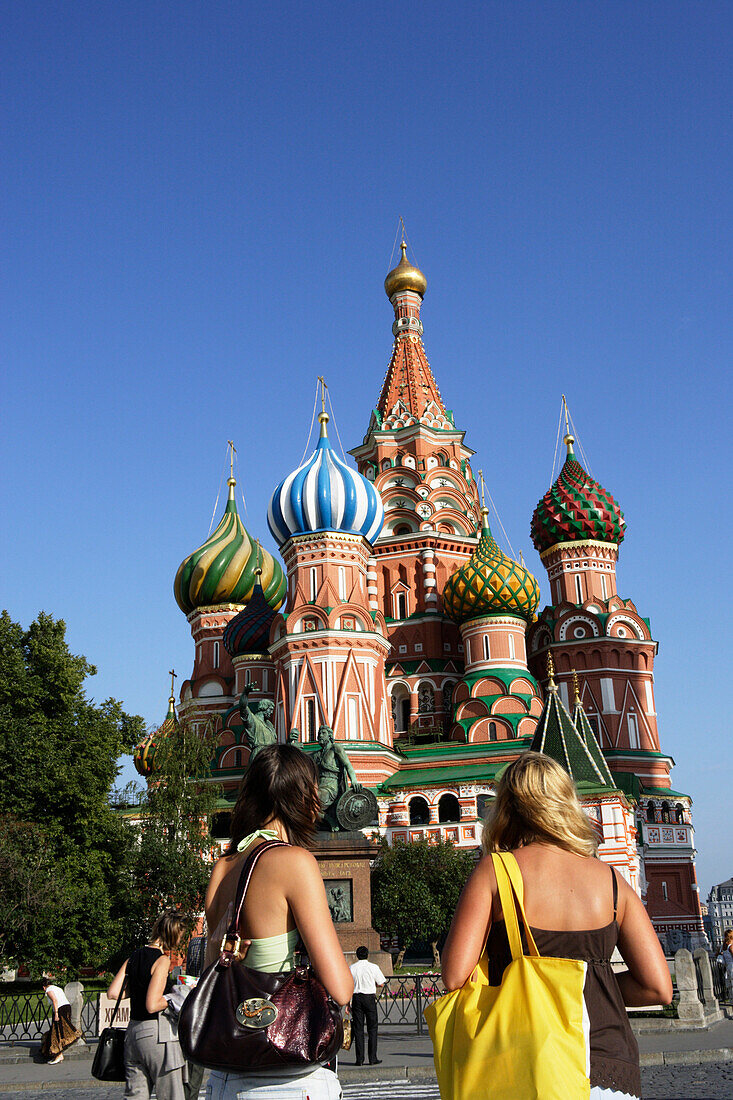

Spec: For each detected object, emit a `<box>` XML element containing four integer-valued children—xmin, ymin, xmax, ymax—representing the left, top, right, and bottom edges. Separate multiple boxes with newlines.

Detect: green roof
<box><xmin>573</xmin><ymin>700</ymin><xmax>615</xmax><ymax>786</ymax></box>
<box><xmin>641</xmin><ymin>786</ymin><xmax>691</xmax><ymax>800</ymax></box>
<box><xmin>378</xmin><ymin>760</ymin><xmax>507</xmax><ymax>792</ymax></box>
<box><xmin>611</xmin><ymin>771</ymin><xmax>641</xmax><ymax>801</ymax></box>
<box><xmin>530</xmin><ymin>685</ymin><xmax>613</xmax><ymax>788</ymax></box>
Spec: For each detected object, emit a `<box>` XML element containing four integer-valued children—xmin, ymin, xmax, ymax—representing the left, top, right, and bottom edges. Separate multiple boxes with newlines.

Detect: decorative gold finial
<box><xmin>477</xmin><ymin>470</ymin><xmax>490</xmax><ymax>528</ymax></box>
<box><xmin>561</xmin><ymin>397</ymin><xmax>575</xmax><ymax>455</ymax></box>
<box><xmin>384</xmin><ymin>224</ymin><xmax>427</xmax><ymax>299</ymax></box>
<box><xmin>227</xmin><ymin>440</ymin><xmax>237</xmax><ymax>496</ymax></box>
<box><xmin>255</xmin><ymin>539</ymin><xmax>263</xmax><ymax>578</ymax></box>
<box><xmin>317</xmin><ymin>376</ymin><xmax>329</xmax><ymax>436</ymax></box>
<box><xmin>519</xmin><ymin>550</ymin><xmax>525</xmax><ymax>567</ymax></box>
<box><xmin>546</xmin><ymin>650</ymin><xmax>557</xmax><ymax>690</ymax></box>
<box><xmin>168</xmin><ymin>668</ymin><xmax>177</xmax><ymax>706</ymax></box>
<box><xmin>572</xmin><ymin>668</ymin><xmax>580</xmax><ymax>705</ymax></box>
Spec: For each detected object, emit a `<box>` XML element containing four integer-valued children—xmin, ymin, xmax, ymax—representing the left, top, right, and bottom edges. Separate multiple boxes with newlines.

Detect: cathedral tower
<box><xmin>350</xmin><ymin>241</ymin><xmax>482</xmax><ymax>739</ymax></box>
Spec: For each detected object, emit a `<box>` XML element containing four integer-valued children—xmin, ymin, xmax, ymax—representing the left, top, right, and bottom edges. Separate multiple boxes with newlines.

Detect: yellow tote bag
<box><xmin>425</xmin><ymin>851</ymin><xmax>590</xmax><ymax>1100</ymax></box>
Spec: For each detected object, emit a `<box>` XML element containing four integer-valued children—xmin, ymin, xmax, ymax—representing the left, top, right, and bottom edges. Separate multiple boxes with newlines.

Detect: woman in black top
<box><xmin>107</xmin><ymin>910</ymin><xmax>188</xmax><ymax>1100</ymax></box>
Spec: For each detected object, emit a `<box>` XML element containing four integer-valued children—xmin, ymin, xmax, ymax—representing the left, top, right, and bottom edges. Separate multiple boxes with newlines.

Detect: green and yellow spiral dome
<box><xmin>174</xmin><ymin>478</ymin><xmax>286</xmax><ymax>614</ymax></box>
<box><xmin>443</xmin><ymin>509</ymin><xmax>540</xmax><ymax>624</ymax></box>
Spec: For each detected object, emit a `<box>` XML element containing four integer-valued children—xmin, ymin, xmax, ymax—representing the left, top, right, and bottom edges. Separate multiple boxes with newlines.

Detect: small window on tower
<box><xmin>483</xmin><ymin>635</ymin><xmax>490</xmax><ymax>660</ymax></box>
<box><xmin>575</xmin><ymin>573</ymin><xmax>584</xmax><ymax>603</ymax></box>
<box><xmin>213</xmin><ymin>641</ymin><xmax>220</xmax><ymax>668</ymax></box>
<box><xmin>338</xmin><ymin>567</ymin><xmax>347</xmax><ymax>602</ymax></box>
<box><xmin>600</xmin><ymin>574</ymin><xmax>608</xmax><ymax>600</ymax></box>
<box><xmin>661</xmin><ymin>881</ymin><xmax>668</xmax><ymax>901</ymax></box>
<box><xmin>310</xmin><ymin>567</ymin><xmax>318</xmax><ymax>602</ymax></box>
<box><xmin>508</xmin><ymin>634</ymin><xmax>515</xmax><ymax>659</ymax></box>
<box><xmin>394</xmin><ymin>591</ymin><xmax>408</xmax><ymax>619</ymax></box>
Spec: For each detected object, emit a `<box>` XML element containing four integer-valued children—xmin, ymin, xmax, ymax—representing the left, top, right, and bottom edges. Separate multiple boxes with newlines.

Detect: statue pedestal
<box><xmin>312</xmin><ymin>831</ymin><xmax>393</xmax><ymax>976</ymax></box>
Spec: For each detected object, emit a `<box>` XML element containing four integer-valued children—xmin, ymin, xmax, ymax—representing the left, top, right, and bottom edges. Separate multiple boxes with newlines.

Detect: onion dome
<box><xmin>223</xmin><ymin>567</ymin><xmax>277</xmax><ymax>657</ymax></box>
<box><xmin>531</xmin><ymin>436</ymin><xmax>625</xmax><ymax>553</ymax></box>
<box><xmin>268</xmin><ymin>410</ymin><xmax>384</xmax><ymax>547</ymax></box>
<box><xmin>175</xmin><ymin>477</ymin><xmax>286</xmax><ymax>614</ymax></box>
<box><xmin>134</xmin><ymin>690</ymin><xmax>177</xmax><ymax>778</ymax></box>
<box><xmin>443</xmin><ymin>508</ymin><xmax>540</xmax><ymax>624</ymax></box>
<box><xmin>384</xmin><ymin>240</ymin><xmax>427</xmax><ymax>299</ymax></box>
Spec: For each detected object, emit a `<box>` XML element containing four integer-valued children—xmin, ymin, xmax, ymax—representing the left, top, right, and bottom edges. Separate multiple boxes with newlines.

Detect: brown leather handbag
<box><xmin>179</xmin><ymin>840</ymin><xmax>343</xmax><ymax>1073</ymax></box>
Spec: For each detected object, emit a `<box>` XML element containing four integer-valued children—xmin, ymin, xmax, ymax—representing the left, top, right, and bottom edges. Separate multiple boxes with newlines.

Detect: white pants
<box><xmin>206</xmin><ymin>1066</ymin><xmax>341</xmax><ymax>1100</ymax></box>
<box><xmin>590</xmin><ymin>1090</ymin><xmax>638</xmax><ymax>1100</ymax></box>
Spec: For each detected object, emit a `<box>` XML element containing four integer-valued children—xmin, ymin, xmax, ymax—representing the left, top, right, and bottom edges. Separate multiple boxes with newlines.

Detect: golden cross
<box><xmin>478</xmin><ymin>469</ymin><xmax>486</xmax><ymax>508</ymax></box>
<box><xmin>227</xmin><ymin>440</ymin><xmax>237</xmax><ymax>478</ymax></box>
<box><xmin>546</xmin><ymin>650</ymin><xmax>556</xmax><ymax>688</ymax></box>
<box><xmin>168</xmin><ymin>668</ymin><xmax>177</xmax><ymax>699</ymax></box>
<box><xmin>318</xmin><ymin>376</ymin><xmax>327</xmax><ymax>414</ymax></box>
<box><xmin>572</xmin><ymin>669</ymin><xmax>580</xmax><ymax>704</ymax></box>
<box><xmin>562</xmin><ymin>395</ymin><xmax>570</xmax><ymax>437</ymax></box>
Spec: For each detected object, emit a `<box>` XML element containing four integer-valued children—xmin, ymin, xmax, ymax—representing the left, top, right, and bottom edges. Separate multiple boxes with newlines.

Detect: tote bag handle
<box><xmin>491</xmin><ymin>852</ymin><xmax>541</xmax><ymax>962</ymax></box>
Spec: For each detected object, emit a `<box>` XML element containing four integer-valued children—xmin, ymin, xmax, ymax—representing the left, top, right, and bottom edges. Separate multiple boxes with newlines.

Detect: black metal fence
<box><xmin>0</xmin><ymin>989</ymin><xmax>99</xmax><ymax>1043</ymax></box>
<box><xmin>376</xmin><ymin>973</ymin><xmax>445</xmax><ymax>1035</ymax></box>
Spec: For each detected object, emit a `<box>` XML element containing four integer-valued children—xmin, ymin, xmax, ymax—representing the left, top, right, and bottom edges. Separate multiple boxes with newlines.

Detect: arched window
<box><xmin>418</xmin><ymin>683</ymin><xmax>434</xmax><ymax>713</ymax></box>
<box><xmin>213</xmin><ymin>641</ymin><xmax>220</xmax><ymax>668</ymax></box>
<box><xmin>476</xmin><ymin>794</ymin><xmax>492</xmax><ymax>821</ymax></box>
<box><xmin>211</xmin><ymin>812</ymin><xmax>232</xmax><ymax>839</ymax></box>
<box><xmin>438</xmin><ymin>793</ymin><xmax>461</xmax><ymax>823</ymax></box>
<box><xmin>409</xmin><ymin>796</ymin><xmax>430</xmax><ymax>825</ymax></box>
<box><xmin>306</xmin><ymin>699</ymin><xmax>316</xmax><ymax>742</ymax></box>
<box><xmin>646</xmin><ymin>800</ymin><xmax>657</xmax><ymax>823</ymax></box>
<box><xmin>394</xmin><ymin>525</ymin><xmax>411</xmax><ymax>536</ymax></box>
<box><xmin>661</xmin><ymin>801</ymin><xmax>671</xmax><ymax>824</ymax></box>
<box><xmin>393</xmin><ymin>590</ymin><xmax>408</xmax><ymax>618</ymax></box>
<box><xmin>489</xmin><ymin>721</ymin><xmax>498</xmax><ymax>741</ymax></box>
<box><xmin>675</xmin><ymin>803</ymin><xmax>685</xmax><ymax>824</ymax></box>
<box><xmin>483</xmin><ymin>635</ymin><xmax>490</xmax><ymax>661</ymax></box>
<box><xmin>234</xmin><ymin>749</ymin><xmax>242</xmax><ymax>768</ymax></box>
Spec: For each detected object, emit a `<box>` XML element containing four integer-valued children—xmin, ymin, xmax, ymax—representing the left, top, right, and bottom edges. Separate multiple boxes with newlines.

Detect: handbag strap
<box><xmin>219</xmin><ymin>838</ymin><xmax>287</xmax><ymax>968</ymax></box>
<box><xmin>109</xmin><ymin>975</ymin><xmax>127</xmax><ymax>1026</ymax></box>
<box><xmin>492</xmin><ymin>852</ymin><xmax>540</xmax><ymax>961</ymax></box>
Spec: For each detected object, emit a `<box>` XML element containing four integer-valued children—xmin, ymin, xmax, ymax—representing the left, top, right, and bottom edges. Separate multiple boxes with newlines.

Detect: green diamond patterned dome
<box><xmin>175</xmin><ymin>477</ymin><xmax>286</xmax><ymax>614</ymax></box>
<box><xmin>531</xmin><ymin>437</ymin><xmax>625</xmax><ymax>554</ymax></box>
<box><xmin>443</xmin><ymin>510</ymin><xmax>540</xmax><ymax>624</ymax></box>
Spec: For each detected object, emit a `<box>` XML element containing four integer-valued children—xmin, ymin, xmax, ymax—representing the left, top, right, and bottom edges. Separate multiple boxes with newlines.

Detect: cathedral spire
<box><xmin>376</xmin><ymin>237</ymin><xmax>452</xmax><ymax>432</ymax></box>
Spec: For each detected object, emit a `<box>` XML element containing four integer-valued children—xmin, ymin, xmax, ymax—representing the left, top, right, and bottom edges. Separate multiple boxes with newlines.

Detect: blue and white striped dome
<box><xmin>268</xmin><ymin>414</ymin><xmax>384</xmax><ymax>548</ymax></box>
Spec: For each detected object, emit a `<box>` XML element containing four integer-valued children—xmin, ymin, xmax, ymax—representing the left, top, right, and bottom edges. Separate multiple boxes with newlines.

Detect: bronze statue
<box><xmin>238</xmin><ymin>685</ymin><xmax>277</xmax><ymax>764</ymax></box>
<box><xmin>314</xmin><ymin>725</ymin><xmax>378</xmax><ymax>831</ymax></box>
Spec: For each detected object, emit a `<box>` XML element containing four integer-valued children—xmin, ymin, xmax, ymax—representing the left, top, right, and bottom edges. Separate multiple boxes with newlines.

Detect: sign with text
<box><xmin>97</xmin><ymin>994</ymin><xmax>131</xmax><ymax>1035</ymax></box>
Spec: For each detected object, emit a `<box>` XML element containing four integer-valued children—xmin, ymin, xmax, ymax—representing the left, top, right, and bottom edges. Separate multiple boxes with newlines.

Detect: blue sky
<box><xmin>2</xmin><ymin>2</ymin><xmax>731</xmax><ymax>896</ymax></box>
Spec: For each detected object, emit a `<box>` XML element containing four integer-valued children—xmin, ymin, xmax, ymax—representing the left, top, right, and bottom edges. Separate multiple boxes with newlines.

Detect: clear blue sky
<box><xmin>2</xmin><ymin>2</ymin><xmax>731</xmax><ymax>897</ymax></box>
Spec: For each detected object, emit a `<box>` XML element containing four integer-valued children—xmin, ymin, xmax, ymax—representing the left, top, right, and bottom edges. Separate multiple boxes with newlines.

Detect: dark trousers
<box><xmin>351</xmin><ymin>992</ymin><xmax>378</xmax><ymax>1064</ymax></box>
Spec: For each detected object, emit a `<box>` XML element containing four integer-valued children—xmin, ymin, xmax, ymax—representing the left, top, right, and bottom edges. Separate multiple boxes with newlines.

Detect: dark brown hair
<box><xmin>149</xmin><ymin>909</ymin><xmax>188</xmax><ymax>952</ymax></box>
<box><xmin>226</xmin><ymin>744</ymin><xmax>320</xmax><ymax>853</ymax></box>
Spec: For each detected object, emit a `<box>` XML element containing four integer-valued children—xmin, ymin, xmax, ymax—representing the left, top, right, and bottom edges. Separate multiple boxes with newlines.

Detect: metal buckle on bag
<box><xmin>220</xmin><ymin>933</ymin><xmax>242</xmax><ymax>955</ymax></box>
<box><xmin>236</xmin><ymin>997</ymin><xmax>278</xmax><ymax>1029</ymax></box>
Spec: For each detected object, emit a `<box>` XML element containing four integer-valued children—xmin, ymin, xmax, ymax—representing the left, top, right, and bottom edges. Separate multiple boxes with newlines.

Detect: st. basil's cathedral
<box><xmin>135</xmin><ymin>241</ymin><xmax>705</xmax><ymax>949</ymax></box>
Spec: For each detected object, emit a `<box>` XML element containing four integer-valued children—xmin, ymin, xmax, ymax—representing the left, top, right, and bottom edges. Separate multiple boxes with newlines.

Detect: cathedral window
<box><xmin>338</xmin><ymin>567</ymin><xmax>347</xmax><ymax>601</ymax></box>
<box><xmin>305</xmin><ymin>698</ymin><xmax>316</xmax><ymax>741</ymax></box>
<box><xmin>418</xmin><ymin>684</ymin><xmax>434</xmax><ymax>713</ymax></box>
<box><xmin>661</xmin><ymin>800</ymin><xmax>671</xmax><ymax>823</ymax></box>
<box><xmin>600</xmin><ymin>573</ymin><xmax>608</xmax><ymax>600</ymax></box>
<box><xmin>394</xmin><ymin>591</ymin><xmax>408</xmax><ymax>619</ymax></box>
<box><xmin>244</xmin><ymin>667</ymin><xmax>251</xmax><ymax>686</ymax></box>
<box><xmin>409</xmin><ymin>796</ymin><xmax>430</xmax><ymax>825</ymax></box>
<box><xmin>627</xmin><ymin>712</ymin><xmax>639</xmax><ymax>748</ymax></box>
<box><xmin>675</xmin><ymin>803</ymin><xmax>685</xmax><ymax>824</ymax></box>
<box><xmin>347</xmin><ymin>695</ymin><xmax>360</xmax><ymax>739</ymax></box>
<box><xmin>310</xmin><ymin>567</ymin><xmax>318</xmax><ymax>602</ymax></box>
<box><xmin>483</xmin><ymin>635</ymin><xmax>491</xmax><ymax>661</ymax></box>
<box><xmin>438</xmin><ymin>793</ymin><xmax>461</xmax><ymax>823</ymax></box>
<box><xmin>646</xmin><ymin>800</ymin><xmax>657</xmax><ymax>823</ymax></box>
<box><xmin>489</xmin><ymin>721</ymin><xmax>498</xmax><ymax>741</ymax></box>
<box><xmin>213</xmin><ymin>641</ymin><xmax>220</xmax><ymax>669</ymax></box>
<box><xmin>508</xmin><ymin>634</ymin><xmax>515</xmax><ymax>659</ymax></box>
<box><xmin>575</xmin><ymin>573</ymin><xmax>584</xmax><ymax>603</ymax></box>
<box><xmin>477</xmin><ymin>793</ymin><xmax>491</xmax><ymax>820</ymax></box>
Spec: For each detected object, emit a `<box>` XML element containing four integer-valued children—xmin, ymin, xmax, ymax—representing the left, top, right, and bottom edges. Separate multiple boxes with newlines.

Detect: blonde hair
<box><xmin>149</xmin><ymin>909</ymin><xmax>188</xmax><ymax>953</ymax></box>
<box><xmin>482</xmin><ymin>752</ymin><xmax>598</xmax><ymax>858</ymax></box>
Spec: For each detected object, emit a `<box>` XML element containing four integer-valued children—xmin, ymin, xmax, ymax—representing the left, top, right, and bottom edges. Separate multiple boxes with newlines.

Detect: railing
<box><xmin>710</xmin><ymin>956</ymin><xmax>732</xmax><ymax>1004</ymax></box>
<box><xmin>376</xmin><ymin>973</ymin><xmax>445</xmax><ymax>1035</ymax></box>
<box><xmin>0</xmin><ymin>989</ymin><xmax>99</xmax><ymax>1043</ymax></box>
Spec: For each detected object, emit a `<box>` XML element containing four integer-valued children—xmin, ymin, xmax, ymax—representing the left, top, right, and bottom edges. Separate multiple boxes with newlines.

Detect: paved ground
<box><xmin>0</xmin><ymin>1065</ymin><xmax>733</xmax><ymax>1099</ymax></box>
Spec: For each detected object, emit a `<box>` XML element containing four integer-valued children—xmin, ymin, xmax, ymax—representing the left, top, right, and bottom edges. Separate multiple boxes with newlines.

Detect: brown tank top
<box><xmin>485</xmin><ymin>868</ymin><xmax>641</xmax><ymax>1097</ymax></box>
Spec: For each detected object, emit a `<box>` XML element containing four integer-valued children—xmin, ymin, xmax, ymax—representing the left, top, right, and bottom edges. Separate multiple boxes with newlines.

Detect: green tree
<box><xmin>371</xmin><ymin>838</ymin><xmax>475</xmax><ymax>969</ymax></box>
<box><xmin>118</xmin><ymin>717</ymin><xmax>222</xmax><ymax>958</ymax></box>
<box><xmin>0</xmin><ymin>610</ymin><xmax>145</xmax><ymax>973</ymax></box>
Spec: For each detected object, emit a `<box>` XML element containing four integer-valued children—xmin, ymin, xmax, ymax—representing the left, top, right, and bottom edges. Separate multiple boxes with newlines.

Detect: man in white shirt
<box><xmin>349</xmin><ymin>945</ymin><xmax>387</xmax><ymax>1065</ymax></box>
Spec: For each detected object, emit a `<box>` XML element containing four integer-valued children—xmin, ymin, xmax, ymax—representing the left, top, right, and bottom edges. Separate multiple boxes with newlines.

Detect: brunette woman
<box><xmin>204</xmin><ymin>743</ymin><xmax>353</xmax><ymax>1100</ymax></box>
<box><xmin>40</xmin><ymin>978</ymin><xmax>81</xmax><ymax>1063</ymax></box>
<box><xmin>107</xmin><ymin>909</ymin><xmax>188</xmax><ymax>1100</ymax></box>
<box><xmin>440</xmin><ymin>753</ymin><xmax>672</xmax><ymax>1100</ymax></box>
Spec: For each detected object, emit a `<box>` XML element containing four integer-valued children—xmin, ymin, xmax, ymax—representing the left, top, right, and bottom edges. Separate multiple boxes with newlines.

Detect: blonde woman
<box><xmin>441</xmin><ymin>753</ymin><xmax>672</xmax><ymax>1100</ymax></box>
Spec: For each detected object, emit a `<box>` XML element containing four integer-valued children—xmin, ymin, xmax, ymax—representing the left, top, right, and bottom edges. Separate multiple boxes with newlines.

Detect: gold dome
<box><xmin>384</xmin><ymin>241</ymin><xmax>427</xmax><ymax>299</ymax></box>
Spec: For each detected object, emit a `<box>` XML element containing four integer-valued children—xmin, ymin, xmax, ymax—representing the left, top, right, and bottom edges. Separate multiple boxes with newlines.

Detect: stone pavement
<box><xmin>0</xmin><ymin>1016</ymin><xmax>731</xmax><ymax>1097</ymax></box>
<box><xmin>1</xmin><ymin>1066</ymin><xmax>733</xmax><ymax>1099</ymax></box>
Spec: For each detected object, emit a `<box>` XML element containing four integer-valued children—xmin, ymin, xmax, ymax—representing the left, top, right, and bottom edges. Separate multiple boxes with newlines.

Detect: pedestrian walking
<box><xmin>717</xmin><ymin>928</ymin><xmax>733</xmax><ymax>999</ymax></box>
<box><xmin>349</xmin><ymin>946</ymin><xmax>386</xmax><ymax>1066</ymax></box>
<box><xmin>107</xmin><ymin>909</ymin><xmax>189</xmax><ymax>1100</ymax></box>
<box><xmin>39</xmin><ymin>977</ymin><xmax>81</xmax><ymax>1064</ymax></box>
<box><xmin>436</xmin><ymin>752</ymin><xmax>672</xmax><ymax>1100</ymax></box>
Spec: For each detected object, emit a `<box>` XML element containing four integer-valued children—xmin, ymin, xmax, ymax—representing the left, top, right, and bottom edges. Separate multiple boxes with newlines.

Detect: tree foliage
<box><xmin>0</xmin><ymin>610</ymin><xmax>145</xmax><ymax>974</ymax></box>
<box><xmin>117</xmin><ymin>718</ymin><xmax>221</xmax><ymax>958</ymax></box>
<box><xmin>371</xmin><ymin>838</ymin><xmax>475</xmax><ymax>968</ymax></box>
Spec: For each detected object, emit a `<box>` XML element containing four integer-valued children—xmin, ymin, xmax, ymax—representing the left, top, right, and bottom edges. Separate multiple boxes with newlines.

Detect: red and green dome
<box><xmin>175</xmin><ymin>478</ymin><xmax>286</xmax><ymax>614</ymax></box>
<box><xmin>223</xmin><ymin>573</ymin><xmax>278</xmax><ymax>657</ymax></box>
<box><xmin>443</xmin><ymin>510</ymin><xmax>540</xmax><ymax>624</ymax></box>
<box><xmin>531</xmin><ymin>437</ymin><xmax>625</xmax><ymax>554</ymax></box>
<box><xmin>134</xmin><ymin>694</ymin><xmax>177</xmax><ymax>778</ymax></box>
